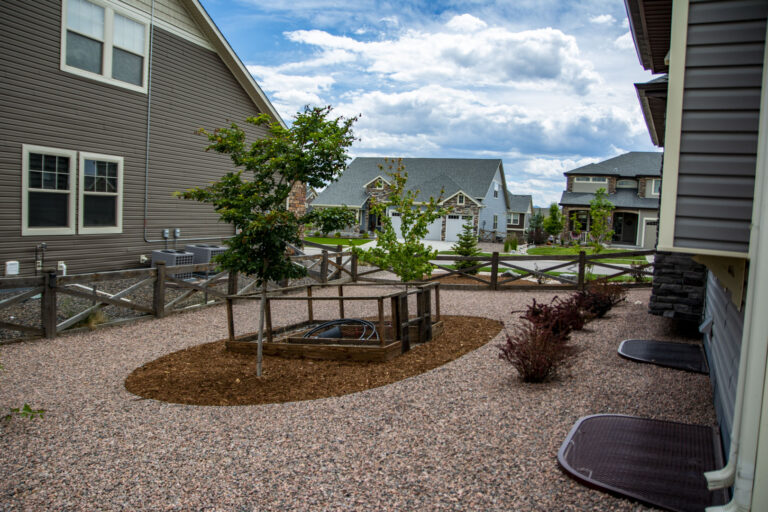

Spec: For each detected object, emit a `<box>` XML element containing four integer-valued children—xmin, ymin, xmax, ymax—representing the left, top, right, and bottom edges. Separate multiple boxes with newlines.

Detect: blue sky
<box><xmin>200</xmin><ymin>0</ymin><xmax>660</xmax><ymax>206</ymax></box>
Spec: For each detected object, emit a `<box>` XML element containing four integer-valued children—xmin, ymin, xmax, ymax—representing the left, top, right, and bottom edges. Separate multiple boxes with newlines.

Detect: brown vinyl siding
<box><xmin>673</xmin><ymin>0</ymin><xmax>766</xmax><ymax>253</ymax></box>
<box><xmin>0</xmin><ymin>0</ymin><xmax>267</xmax><ymax>276</ymax></box>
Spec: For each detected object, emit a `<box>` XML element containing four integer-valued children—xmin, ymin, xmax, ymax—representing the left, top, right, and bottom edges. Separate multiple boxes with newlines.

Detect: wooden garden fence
<box><xmin>0</xmin><ymin>248</ymin><xmax>654</xmax><ymax>343</ymax></box>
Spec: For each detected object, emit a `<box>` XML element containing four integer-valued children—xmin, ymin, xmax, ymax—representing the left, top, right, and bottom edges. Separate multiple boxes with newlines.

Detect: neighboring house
<box><xmin>312</xmin><ymin>157</ymin><xmax>512</xmax><ymax>242</ymax></box>
<box><xmin>559</xmin><ymin>152</ymin><xmax>663</xmax><ymax>248</ymax></box>
<box><xmin>506</xmin><ymin>194</ymin><xmax>533</xmax><ymax>241</ymax></box>
<box><xmin>0</xmin><ymin>0</ymin><xmax>301</xmax><ymax>277</ymax></box>
<box><xmin>626</xmin><ymin>0</ymin><xmax>768</xmax><ymax>508</ymax></box>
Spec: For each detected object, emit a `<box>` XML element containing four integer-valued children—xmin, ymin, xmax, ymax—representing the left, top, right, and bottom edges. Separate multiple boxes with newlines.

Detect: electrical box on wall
<box><xmin>5</xmin><ymin>261</ymin><xmax>19</xmax><ymax>276</ymax></box>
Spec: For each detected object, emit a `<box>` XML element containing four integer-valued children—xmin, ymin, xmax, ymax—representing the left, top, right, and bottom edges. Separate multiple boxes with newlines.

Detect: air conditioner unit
<box><xmin>184</xmin><ymin>244</ymin><xmax>226</xmax><ymax>264</ymax></box>
<box><xmin>151</xmin><ymin>249</ymin><xmax>195</xmax><ymax>279</ymax></box>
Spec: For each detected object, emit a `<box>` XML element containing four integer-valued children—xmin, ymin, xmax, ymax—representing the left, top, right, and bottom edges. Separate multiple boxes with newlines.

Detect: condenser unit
<box><xmin>151</xmin><ymin>249</ymin><xmax>195</xmax><ymax>279</ymax></box>
<box><xmin>184</xmin><ymin>244</ymin><xmax>227</xmax><ymax>264</ymax></box>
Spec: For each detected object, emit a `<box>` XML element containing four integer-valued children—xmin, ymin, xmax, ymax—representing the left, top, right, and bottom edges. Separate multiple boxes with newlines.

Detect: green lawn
<box><xmin>527</xmin><ymin>246</ymin><xmax>648</xmax><ymax>264</ymax></box>
<box><xmin>303</xmin><ymin>236</ymin><xmax>372</xmax><ymax>247</ymax></box>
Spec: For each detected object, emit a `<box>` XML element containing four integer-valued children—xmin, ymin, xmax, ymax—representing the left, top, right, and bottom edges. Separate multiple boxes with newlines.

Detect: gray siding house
<box><xmin>312</xmin><ymin>157</ymin><xmax>513</xmax><ymax>242</ymax></box>
<box><xmin>0</xmin><ymin>0</ymin><xmax>297</xmax><ymax>277</ymax></box>
<box><xmin>506</xmin><ymin>194</ymin><xmax>533</xmax><ymax>241</ymax></box>
<box><xmin>559</xmin><ymin>152</ymin><xmax>662</xmax><ymax>248</ymax></box>
<box><xmin>626</xmin><ymin>0</ymin><xmax>768</xmax><ymax>508</ymax></box>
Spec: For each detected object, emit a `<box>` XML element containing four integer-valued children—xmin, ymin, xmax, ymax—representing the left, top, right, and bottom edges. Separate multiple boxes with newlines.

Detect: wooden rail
<box><xmin>0</xmin><ymin>248</ymin><xmax>652</xmax><ymax>343</ymax></box>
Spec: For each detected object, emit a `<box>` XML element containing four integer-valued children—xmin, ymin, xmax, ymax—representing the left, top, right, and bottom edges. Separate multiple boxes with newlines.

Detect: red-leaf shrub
<box><xmin>498</xmin><ymin>322</ymin><xmax>577</xmax><ymax>382</ymax></box>
<box><xmin>523</xmin><ymin>296</ymin><xmax>585</xmax><ymax>340</ymax></box>
<box><xmin>571</xmin><ymin>291</ymin><xmax>612</xmax><ymax>319</ymax></box>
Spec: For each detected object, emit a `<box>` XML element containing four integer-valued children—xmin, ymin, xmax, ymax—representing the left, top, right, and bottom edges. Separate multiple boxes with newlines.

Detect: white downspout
<box><xmin>705</xmin><ymin>22</ymin><xmax>768</xmax><ymax>512</ymax></box>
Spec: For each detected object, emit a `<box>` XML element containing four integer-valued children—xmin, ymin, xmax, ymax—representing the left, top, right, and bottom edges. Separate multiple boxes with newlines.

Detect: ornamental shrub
<box><xmin>452</xmin><ymin>221</ymin><xmax>481</xmax><ymax>275</ymax></box>
<box><xmin>523</xmin><ymin>296</ymin><xmax>585</xmax><ymax>341</ymax></box>
<box><xmin>498</xmin><ymin>321</ymin><xmax>576</xmax><ymax>382</ymax></box>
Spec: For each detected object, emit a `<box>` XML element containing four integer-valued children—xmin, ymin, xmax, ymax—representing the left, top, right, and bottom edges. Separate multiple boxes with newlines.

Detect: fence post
<box><xmin>41</xmin><ymin>271</ymin><xmax>57</xmax><ymax>339</ymax></box>
<box><xmin>153</xmin><ymin>261</ymin><xmax>166</xmax><ymax>318</ymax></box>
<box><xmin>391</xmin><ymin>293</ymin><xmax>402</xmax><ymax>346</ymax></box>
<box><xmin>434</xmin><ymin>283</ymin><xmax>441</xmax><ymax>321</ymax></box>
<box><xmin>335</xmin><ymin>244</ymin><xmax>343</xmax><ymax>279</ymax></box>
<box><xmin>351</xmin><ymin>252</ymin><xmax>359</xmax><ymax>282</ymax></box>
<box><xmin>226</xmin><ymin>298</ymin><xmax>235</xmax><ymax>341</ymax></box>
<box><xmin>399</xmin><ymin>293</ymin><xmax>410</xmax><ymax>353</ymax></box>
<box><xmin>228</xmin><ymin>270</ymin><xmax>239</xmax><ymax>297</ymax></box>
<box><xmin>378</xmin><ymin>297</ymin><xmax>385</xmax><ymax>346</ymax></box>
<box><xmin>577</xmin><ymin>250</ymin><xmax>587</xmax><ymax>291</ymax></box>
<box><xmin>423</xmin><ymin>287</ymin><xmax>432</xmax><ymax>341</ymax></box>
<box><xmin>307</xmin><ymin>285</ymin><xmax>314</xmax><ymax>322</ymax></box>
<box><xmin>490</xmin><ymin>251</ymin><xmax>499</xmax><ymax>290</ymax></box>
<box><xmin>416</xmin><ymin>287</ymin><xmax>425</xmax><ymax>343</ymax></box>
<box><xmin>338</xmin><ymin>284</ymin><xmax>345</xmax><ymax>318</ymax></box>
<box><xmin>320</xmin><ymin>250</ymin><xmax>329</xmax><ymax>283</ymax></box>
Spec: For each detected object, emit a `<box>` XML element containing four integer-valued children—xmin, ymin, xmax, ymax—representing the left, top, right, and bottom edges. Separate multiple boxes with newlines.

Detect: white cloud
<box><xmin>614</xmin><ymin>32</ymin><xmax>635</xmax><ymax>50</ymax></box>
<box><xmin>445</xmin><ymin>14</ymin><xmax>487</xmax><ymax>32</ymax></box>
<box><xmin>521</xmin><ymin>156</ymin><xmax>600</xmax><ymax>178</ymax></box>
<box><xmin>506</xmin><ymin>177</ymin><xmax>564</xmax><ymax>206</ymax></box>
<box><xmin>285</xmin><ymin>17</ymin><xmax>602</xmax><ymax>94</ymax></box>
<box><xmin>590</xmin><ymin>14</ymin><xmax>615</xmax><ymax>25</ymax></box>
<box><xmin>247</xmin><ymin>65</ymin><xmax>335</xmax><ymax>111</ymax></box>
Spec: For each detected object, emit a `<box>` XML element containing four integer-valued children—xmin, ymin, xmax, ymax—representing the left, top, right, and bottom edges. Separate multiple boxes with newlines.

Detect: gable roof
<box><xmin>635</xmin><ymin>76</ymin><xmax>668</xmax><ymax>147</ymax></box>
<box><xmin>508</xmin><ymin>194</ymin><xmax>533</xmax><ymax>213</ymax></box>
<box><xmin>313</xmin><ymin>157</ymin><xmax>504</xmax><ymax>208</ymax></box>
<box><xmin>183</xmin><ymin>1</ymin><xmax>286</xmax><ymax>128</ymax></box>
<box><xmin>565</xmin><ymin>152</ymin><xmax>662</xmax><ymax>178</ymax></box>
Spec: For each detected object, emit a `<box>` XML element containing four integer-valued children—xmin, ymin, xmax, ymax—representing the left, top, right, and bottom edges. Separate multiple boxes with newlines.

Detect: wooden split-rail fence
<box><xmin>0</xmin><ymin>246</ymin><xmax>654</xmax><ymax>343</ymax></box>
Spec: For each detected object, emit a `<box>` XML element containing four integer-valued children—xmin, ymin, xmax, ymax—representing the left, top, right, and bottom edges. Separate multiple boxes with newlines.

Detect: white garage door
<box><xmin>391</xmin><ymin>211</ymin><xmax>443</xmax><ymax>240</ymax></box>
<box><xmin>425</xmin><ymin>217</ymin><xmax>442</xmax><ymax>241</ymax></box>
<box><xmin>390</xmin><ymin>211</ymin><xmax>402</xmax><ymax>237</ymax></box>
<box><xmin>445</xmin><ymin>214</ymin><xmax>473</xmax><ymax>242</ymax></box>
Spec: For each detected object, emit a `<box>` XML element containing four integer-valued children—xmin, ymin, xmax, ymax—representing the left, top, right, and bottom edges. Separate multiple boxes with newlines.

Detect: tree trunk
<box><xmin>256</xmin><ymin>281</ymin><xmax>267</xmax><ymax>377</ymax></box>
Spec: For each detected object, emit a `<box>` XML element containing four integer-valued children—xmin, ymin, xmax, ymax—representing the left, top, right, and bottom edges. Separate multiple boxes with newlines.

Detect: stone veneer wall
<box><xmin>288</xmin><ymin>181</ymin><xmax>307</xmax><ymax>217</ymax></box>
<box><xmin>649</xmin><ymin>251</ymin><xmax>707</xmax><ymax>323</ymax></box>
<box><xmin>441</xmin><ymin>195</ymin><xmax>481</xmax><ymax>240</ymax></box>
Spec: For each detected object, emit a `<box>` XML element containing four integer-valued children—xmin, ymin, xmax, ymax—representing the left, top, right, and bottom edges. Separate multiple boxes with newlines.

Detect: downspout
<box><xmin>141</xmin><ymin>0</ymin><xmax>228</xmax><ymax>245</ymax></box>
<box><xmin>705</xmin><ymin>22</ymin><xmax>768</xmax><ymax>512</ymax></box>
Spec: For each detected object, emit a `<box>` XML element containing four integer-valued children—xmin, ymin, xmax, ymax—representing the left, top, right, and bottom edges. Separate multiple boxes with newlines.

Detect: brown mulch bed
<box><xmin>125</xmin><ymin>315</ymin><xmax>502</xmax><ymax>406</ymax></box>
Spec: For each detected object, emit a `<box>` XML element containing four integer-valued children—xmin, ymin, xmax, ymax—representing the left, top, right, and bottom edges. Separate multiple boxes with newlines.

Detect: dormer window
<box><xmin>457</xmin><ymin>193</ymin><xmax>465</xmax><ymax>205</ymax></box>
<box><xmin>61</xmin><ymin>0</ymin><xmax>149</xmax><ymax>93</ymax></box>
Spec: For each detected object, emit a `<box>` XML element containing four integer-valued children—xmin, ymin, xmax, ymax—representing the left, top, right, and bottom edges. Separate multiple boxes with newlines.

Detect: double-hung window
<box><xmin>457</xmin><ymin>193</ymin><xmax>465</xmax><ymax>205</ymax></box>
<box><xmin>508</xmin><ymin>213</ymin><xmax>520</xmax><ymax>225</ymax></box>
<box><xmin>22</xmin><ymin>145</ymin><xmax>123</xmax><ymax>236</ymax></box>
<box><xmin>78</xmin><ymin>152</ymin><xmax>123</xmax><ymax>233</ymax></box>
<box><xmin>62</xmin><ymin>0</ymin><xmax>149</xmax><ymax>92</ymax></box>
<box><xmin>22</xmin><ymin>145</ymin><xmax>77</xmax><ymax>235</ymax></box>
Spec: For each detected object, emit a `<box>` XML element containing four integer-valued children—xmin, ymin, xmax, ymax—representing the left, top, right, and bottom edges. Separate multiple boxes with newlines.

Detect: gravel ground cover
<box><xmin>0</xmin><ymin>287</ymin><xmax>715</xmax><ymax>511</ymax></box>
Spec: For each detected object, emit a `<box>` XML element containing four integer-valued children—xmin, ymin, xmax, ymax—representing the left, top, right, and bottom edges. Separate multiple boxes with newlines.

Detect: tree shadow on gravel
<box><xmin>125</xmin><ymin>315</ymin><xmax>502</xmax><ymax>406</ymax></box>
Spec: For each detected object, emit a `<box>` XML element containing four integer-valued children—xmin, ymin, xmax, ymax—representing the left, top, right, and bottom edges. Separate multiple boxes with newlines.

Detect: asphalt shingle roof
<box><xmin>313</xmin><ymin>157</ymin><xmax>503</xmax><ymax>207</ymax></box>
<box><xmin>507</xmin><ymin>194</ymin><xmax>533</xmax><ymax>213</ymax></box>
<box><xmin>559</xmin><ymin>189</ymin><xmax>660</xmax><ymax>209</ymax></box>
<box><xmin>565</xmin><ymin>152</ymin><xmax>662</xmax><ymax>177</ymax></box>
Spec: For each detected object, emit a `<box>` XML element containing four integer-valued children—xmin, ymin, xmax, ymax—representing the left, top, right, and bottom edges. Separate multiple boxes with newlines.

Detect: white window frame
<box><xmin>457</xmin><ymin>193</ymin><xmax>465</xmax><ymax>205</ymax></box>
<box><xmin>617</xmin><ymin>179</ymin><xmax>637</xmax><ymax>188</ymax></box>
<box><xmin>574</xmin><ymin>176</ymin><xmax>590</xmax><ymax>182</ymax></box>
<box><xmin>508</xmin><ymin>213</ymin><xmax>520</xmax><ymax>225</ymax></box>
<box><xmin>591</xmin><ymin>176</ymin><xmax>607</xmax><ymax>183</ymax></box>
<box><xmin>60</xmin><ymin>0</ymin><xmax>150</xmax><ymax>94</ymax></box>
<box><xmin>493</xmin><ymin>215</ymin><xmax>498</xmax><ymax>230</ymax></box>
<box><xmin>650</xmin><ymin>179</ymin><xmax>661</xmax><ymax>196</ymax></box>
<box><xmin>22</xmin><ymin>145</ymin><xmax>78</xmax><ymax>236</ymax></box>
<box><xmin>493</xmin><ymin>182</ymin><xmax>499</xmax><ymax>198</ymax></box>
<box><xmin>78</xmin><ymin>152</ymin><xmax>124</xmax><ymax>234</ymax></box>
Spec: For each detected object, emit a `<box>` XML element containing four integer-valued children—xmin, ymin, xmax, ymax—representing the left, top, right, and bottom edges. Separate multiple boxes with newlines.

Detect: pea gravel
<box><xmin>0</xmin><ymin>288</ymin><xmax>716</xmax><ymax>511</ymax></box>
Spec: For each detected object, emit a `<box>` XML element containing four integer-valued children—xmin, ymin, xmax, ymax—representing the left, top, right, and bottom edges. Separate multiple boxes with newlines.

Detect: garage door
<box><xmin>391</xmin><ymin>211</ymin><xmax>443</xmax><ymax>240</ymax></box>
<box><xmin>390</xmin><ymin>211</ymin><xmax>402</xmax><ymax>237</ymax></box>
<box><xmin>445</xmin><ymin>215</ymin><xmax>473</xmax><ymax>242</ymax></box>
<box><xmin>425</xmin><ymin>217</ymin><xmax>442</xmax><ymax>241</ymax></box>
